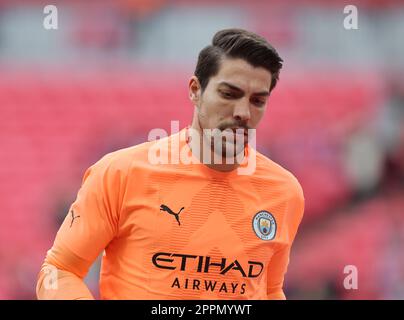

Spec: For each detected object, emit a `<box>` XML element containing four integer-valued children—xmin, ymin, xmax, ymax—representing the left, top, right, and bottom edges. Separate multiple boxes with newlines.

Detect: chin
<box><xmin>216</xmin><ymin>142</ymin><xmax>245</xmax><ymax>160</ymax></box>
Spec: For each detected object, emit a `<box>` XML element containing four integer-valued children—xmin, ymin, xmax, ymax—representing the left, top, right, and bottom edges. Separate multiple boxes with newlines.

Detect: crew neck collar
<box><xmin>176</xmin><ymin>126</ymin><xmax>252</xmax><ymax>178</ymax></box>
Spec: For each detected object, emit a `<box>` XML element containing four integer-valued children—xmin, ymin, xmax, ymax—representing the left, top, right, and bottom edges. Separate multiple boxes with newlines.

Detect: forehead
<box><xmin>210</xmin><ymin>57</ymin><xmax>272</xmax><ymax>92</ymax></box>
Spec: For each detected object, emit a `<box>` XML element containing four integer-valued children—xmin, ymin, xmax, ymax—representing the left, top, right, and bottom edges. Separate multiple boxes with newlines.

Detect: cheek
<box><xmin>249</xmin><ymin>107</ymin><xmax>266</xmax><ymax>126</ymax></box>
<box><xmin>198</xmin><ymin>96</ymin><xmax>220</xmax><ymax>127</ymax></box>
<box><xmin>201</xmin><ymin>95</ymin><xmax>229</xmax><ymax>119</ymax></box>
<box><xmin>204</xmin><ymin>93</ymin><xmax>225</xmax><ymax>110</ymax></box>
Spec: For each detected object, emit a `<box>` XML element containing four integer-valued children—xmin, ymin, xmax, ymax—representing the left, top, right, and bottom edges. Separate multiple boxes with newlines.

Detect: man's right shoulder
<box><xmin>89</xmin><ymin>137</ymin><xmax>167</xmax><ymax>175</ymax></box>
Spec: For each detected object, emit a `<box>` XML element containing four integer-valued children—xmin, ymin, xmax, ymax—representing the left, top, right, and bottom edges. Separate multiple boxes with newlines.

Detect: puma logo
<box><xmin>160</xmin><ymin>204</ymin><xmax>184</xmax><ymax>226</ymax></box>
<box><xmin>70</xmin><ymin>209</ymin><xmax>80</xmax><ymax>228</ymax></box>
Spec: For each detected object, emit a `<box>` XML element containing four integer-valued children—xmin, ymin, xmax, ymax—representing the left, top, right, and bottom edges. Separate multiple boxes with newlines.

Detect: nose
<box><xmin>233</xmin><ymin>100</ymin><xmax>251</xmax><ymax>122</ymax></box>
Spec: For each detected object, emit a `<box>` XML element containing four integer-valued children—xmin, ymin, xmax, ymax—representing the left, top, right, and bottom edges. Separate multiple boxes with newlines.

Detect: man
<box><xmin>36</xmin><ymin>28</ymin><xmax>304</xmax><ymax>299</ymax></box>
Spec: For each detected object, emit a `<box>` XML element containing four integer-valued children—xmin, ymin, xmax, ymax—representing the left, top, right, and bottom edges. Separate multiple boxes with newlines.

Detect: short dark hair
<box><xmin>194</xmin><ymin>28</ymin><xmax>283</xmax><ymax>93</ymax></box>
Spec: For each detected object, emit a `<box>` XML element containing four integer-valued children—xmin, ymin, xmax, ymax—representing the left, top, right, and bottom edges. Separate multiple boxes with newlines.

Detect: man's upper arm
<box><xmin>266</xmin><ymin>179</ymin><xmax>305</xmax><ymax>299</ymax></box>
<box><xmin>48</xmin><ymin>153</ymin><xmax>128</xmax><ymax>277</ymax></box>
<box><xmin>266</xmin><ymin>244</ymin><xmax>290</xmax><ymax>299</ymax></box>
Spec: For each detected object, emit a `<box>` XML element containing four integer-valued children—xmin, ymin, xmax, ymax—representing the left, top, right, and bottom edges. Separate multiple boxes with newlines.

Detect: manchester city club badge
<box><xmin>252</xmin><ymin>210</ymin><xmax>277</xmax><ymax>241</ymax></box>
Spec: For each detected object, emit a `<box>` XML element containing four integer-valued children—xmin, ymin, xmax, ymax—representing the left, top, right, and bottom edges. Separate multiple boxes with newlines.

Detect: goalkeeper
<box><xmin>36</xmin><ymin>28</ymin><xmax>304</xmax><ymax>300</ymax></box>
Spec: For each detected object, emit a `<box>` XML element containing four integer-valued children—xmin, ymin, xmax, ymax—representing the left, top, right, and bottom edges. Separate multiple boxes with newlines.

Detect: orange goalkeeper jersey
<box><xmin>40</xmin><ymin>127</ymin><xmax>304</xmax><ymax>299</ymax></box>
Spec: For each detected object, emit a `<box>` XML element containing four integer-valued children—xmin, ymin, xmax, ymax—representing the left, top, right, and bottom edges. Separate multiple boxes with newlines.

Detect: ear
<box><xmin>188</xmin><ymin>76</ymin><xmax>201</xmax><ymax>106</ymax></box>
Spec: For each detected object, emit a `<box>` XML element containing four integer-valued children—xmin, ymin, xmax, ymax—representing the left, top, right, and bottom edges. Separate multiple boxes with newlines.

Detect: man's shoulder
<box><xmin>255</xmin><ymin>151</ymin><xmax>303</xmax><ymax>197</ymax></box>
<box><xmin>89</xmin><ymin>138</ymin><xmax>160</xmax><ymax>175</ymax></box>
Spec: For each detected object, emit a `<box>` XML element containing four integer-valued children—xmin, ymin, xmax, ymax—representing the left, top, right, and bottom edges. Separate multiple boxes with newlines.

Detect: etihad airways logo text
<box><xmin>152</xmin><ymin>252</ymin><xmax>264</xmax><ymax>278</ymax></box>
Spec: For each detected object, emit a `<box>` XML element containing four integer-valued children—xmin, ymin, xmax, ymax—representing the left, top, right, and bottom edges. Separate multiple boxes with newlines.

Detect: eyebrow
<box><xmin>218</xmin><ymin>81</ymin><xmax>270</xmax><ymax>97</ymax></box>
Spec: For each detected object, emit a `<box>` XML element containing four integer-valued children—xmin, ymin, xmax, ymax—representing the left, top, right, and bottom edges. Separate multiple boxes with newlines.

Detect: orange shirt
<box><xmin>41</xmin><ymin>127</ymin><xmax>304</xmax><ymax>299</ymax></box>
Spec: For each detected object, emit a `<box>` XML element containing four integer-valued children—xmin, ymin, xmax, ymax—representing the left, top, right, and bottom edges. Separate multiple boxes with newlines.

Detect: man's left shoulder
<box><xmin>255</xmin><ymin>152</ymin><xmax>304</xmax><ymax>199</ymax></box>
<box><xmin>255</xmin><ymin>153</ymin><xmax>305</xmax><ymax>234</ymax></box>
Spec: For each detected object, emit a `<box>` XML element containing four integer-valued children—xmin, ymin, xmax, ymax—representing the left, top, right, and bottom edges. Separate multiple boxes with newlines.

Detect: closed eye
<box><xmin>251</xmin><ymin>97</ymin><xmax>266</xmax><ymax>107</ymax></box>
<box><xmin>220</xmin><ymin>90</ymin><xmax>235</xmax><ymax>99</ymax></box>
